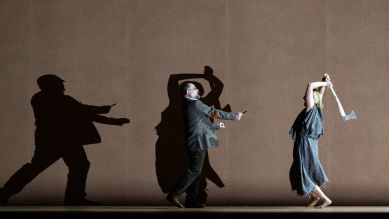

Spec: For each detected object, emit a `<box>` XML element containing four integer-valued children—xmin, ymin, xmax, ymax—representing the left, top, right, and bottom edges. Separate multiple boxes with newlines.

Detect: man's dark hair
<box><xmin>180</xmin><ymin>82</ymin><xmax>191</xmax><ymax>95</ymax></box>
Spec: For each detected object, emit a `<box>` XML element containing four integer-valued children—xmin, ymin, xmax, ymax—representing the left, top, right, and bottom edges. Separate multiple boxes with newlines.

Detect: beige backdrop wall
<box><xmin>0</xmin><ymin>0</ymin><xmax>388</xmax><ymax>205</ymax></box>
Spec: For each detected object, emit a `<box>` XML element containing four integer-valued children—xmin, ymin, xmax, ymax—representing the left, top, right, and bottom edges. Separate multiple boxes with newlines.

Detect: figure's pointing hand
<box><xmin>116</xmin><ymin>118</ymin><xmax>130</xmax><ymax>125</ymax></box>
<box><xmin>101</xmin><ymin>103</ymin><xmax>117</xmax><ymax>113</ymax></box>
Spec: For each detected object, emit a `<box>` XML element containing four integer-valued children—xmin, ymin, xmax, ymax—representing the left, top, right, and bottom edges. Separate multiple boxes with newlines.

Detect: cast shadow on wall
<box><xmin>155</xmin><ymin>66</ymin><xmax>231</xmax><ymax>204</ymax></box>
<box><xmin>0</xmin><ymin>74</ymin><xmax>130</xmax><ymax>206</ymax></box>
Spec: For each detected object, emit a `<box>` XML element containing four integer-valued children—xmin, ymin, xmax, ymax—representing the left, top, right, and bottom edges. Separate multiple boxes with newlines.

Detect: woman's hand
<box><xmin>326</xmin><ymin>81</ymin><xmax>333</xmax><ymax>88</ymax></box>
<box><xmin>323</xmin><ymin>73</ymin><xmax>331</xmax><ymax>82</ymax></box>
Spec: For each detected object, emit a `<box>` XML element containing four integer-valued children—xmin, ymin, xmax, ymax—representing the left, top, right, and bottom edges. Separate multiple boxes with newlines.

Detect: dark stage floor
<box><xmin>1</xmin><ymin>206</ymin><xmax>389</xmax><ymax>218</ymax></box>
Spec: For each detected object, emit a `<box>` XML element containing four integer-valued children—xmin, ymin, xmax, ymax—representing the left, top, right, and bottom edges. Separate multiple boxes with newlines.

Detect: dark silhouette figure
<box><xmin>155</xmin><ymin>66</ymin><xmax>231</xmax><ymax>207</ymax></box>
<box><xmin>0</xmin><ymin>74</ymin><xmax>130</xmax><ymax>205</ymax></box>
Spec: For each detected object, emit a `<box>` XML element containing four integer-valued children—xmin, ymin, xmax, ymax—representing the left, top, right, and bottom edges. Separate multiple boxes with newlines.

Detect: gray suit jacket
<box><xmin>183</xmin><ymin>98</ymin><xmax>237</xmax><ymax>151</ymax></box>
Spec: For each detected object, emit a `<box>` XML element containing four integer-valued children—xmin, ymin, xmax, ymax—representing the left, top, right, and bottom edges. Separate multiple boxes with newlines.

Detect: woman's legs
<box><xmin>306</xmin><ymin>192</ymin><xmax>320</xmax><ymax>207</ymax></box>
<box><xmin>311</xmin><ymin>186</ymin><xmax>332</xmax><ymax>208</ymax></box>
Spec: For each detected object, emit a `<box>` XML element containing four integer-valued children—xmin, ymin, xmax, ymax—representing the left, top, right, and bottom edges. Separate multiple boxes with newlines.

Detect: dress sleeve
<box><xmin>303</xmin><ymin>106</ymin><xmax>323</xmax><ymax>138</ymax></box>
<box><xmin>289</xmin><ymin>109</ymin><xmax>304</xmax><ymax>141</ymax></box>
<box><xmin>303</xmin><ymin>106</ymin><xmax>317</xmax><ymax>131</ymax></box>
<box><xmin>289</xmin><ymin>107</ymin><xmax>318</xmax><ymax>141</ymax></box>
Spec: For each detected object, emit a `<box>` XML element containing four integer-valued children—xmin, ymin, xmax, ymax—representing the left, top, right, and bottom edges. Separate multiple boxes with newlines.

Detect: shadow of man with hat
<box><xmin>0</xmin><ymin>74</ymin><xmax>130</xmax><ymax>205</ymax></box>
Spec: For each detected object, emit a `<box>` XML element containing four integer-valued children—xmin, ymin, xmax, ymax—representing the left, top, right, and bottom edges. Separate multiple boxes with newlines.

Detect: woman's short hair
<box><xmin>313</xmin><ymin>90</ymin><xmax>324</xmax><ymax>108</ymax></box>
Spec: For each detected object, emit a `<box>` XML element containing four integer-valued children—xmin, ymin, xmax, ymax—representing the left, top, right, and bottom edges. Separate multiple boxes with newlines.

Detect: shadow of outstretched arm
<box><xmin>91</xmin><ymin>114</ymin><xmax>130</xmax><ymax>126</ymax></box>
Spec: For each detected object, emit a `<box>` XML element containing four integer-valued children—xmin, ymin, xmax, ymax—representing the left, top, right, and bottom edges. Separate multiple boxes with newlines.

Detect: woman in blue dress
<box><xmin>289</xmin><ymin>74</ymin><xmax>333</xmax><ymax>208</ymax></box>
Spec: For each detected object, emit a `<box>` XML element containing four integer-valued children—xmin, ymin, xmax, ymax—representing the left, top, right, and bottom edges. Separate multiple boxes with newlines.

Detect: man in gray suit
<box><xmin>166</xmin><ymin>82</ymin><xmax>243</xmax><ymax>208</ymax></box>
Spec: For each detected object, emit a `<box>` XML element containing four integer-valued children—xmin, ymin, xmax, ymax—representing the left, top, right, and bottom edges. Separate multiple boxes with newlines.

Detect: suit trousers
<box><xmin>171</xmin><ymin>148</ymin><xmax>206</xmax><ymax>201</ymax></box>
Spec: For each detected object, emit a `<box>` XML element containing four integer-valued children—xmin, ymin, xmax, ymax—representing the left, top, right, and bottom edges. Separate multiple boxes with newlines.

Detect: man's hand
<box><xmin>115</xmin><ymin>118</ymin><xmax>130</xmax><ymax>126</ymax></box>
<box><xmin>219</xmin><ymin>122</ymin><xmax>225</xmax><ymax>128</ymax></box>
<box><xmin>236</xmin><ymin>112</ymin><xmax>243</xmax><ymax>121</ymax></box>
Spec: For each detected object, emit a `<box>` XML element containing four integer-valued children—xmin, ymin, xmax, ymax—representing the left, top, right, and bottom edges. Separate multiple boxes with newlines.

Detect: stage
<box><xmin>1</xmin><ymin>206</ymin><xmax>389</xmax><ymax>218</ymax></box>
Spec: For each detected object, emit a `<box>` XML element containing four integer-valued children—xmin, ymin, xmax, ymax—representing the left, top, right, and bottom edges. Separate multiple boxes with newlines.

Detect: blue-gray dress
<box><xmin>289</xmin><ymin>105</ymin><xmax>328</xmax><ymax>196</ymax></box>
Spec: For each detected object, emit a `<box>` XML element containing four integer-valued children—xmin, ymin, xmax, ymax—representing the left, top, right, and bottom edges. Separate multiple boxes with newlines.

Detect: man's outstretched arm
<box><xmin>195</xmin><ymin>101</ymin><xmax>243</xmax><ymax>121</ymax></box>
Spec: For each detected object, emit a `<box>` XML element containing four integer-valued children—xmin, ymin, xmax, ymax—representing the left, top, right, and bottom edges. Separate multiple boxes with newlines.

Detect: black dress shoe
<box><xmin>165</xmin><ymin>194</ymin><xmax>184</xmax><ymax>208</ymax></box>
<box><xmin>64</xmin><ymin>198</ymin><xmax>102</xmax><ymax>206</ymax></box>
